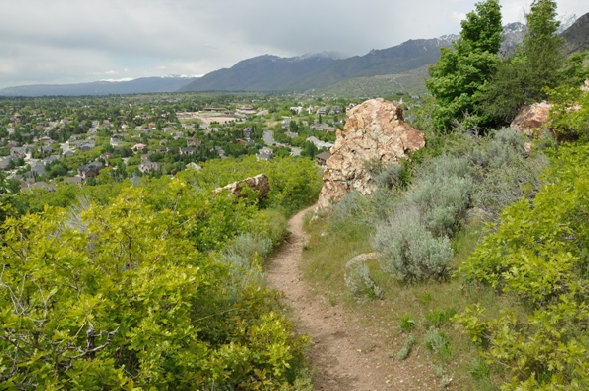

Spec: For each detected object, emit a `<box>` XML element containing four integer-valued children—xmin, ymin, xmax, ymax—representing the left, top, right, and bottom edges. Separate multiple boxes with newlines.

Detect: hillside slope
<box><xmin>561</xmin><ymin>11</ymin><xmax>589</xmax><ymax>54</ymax></box>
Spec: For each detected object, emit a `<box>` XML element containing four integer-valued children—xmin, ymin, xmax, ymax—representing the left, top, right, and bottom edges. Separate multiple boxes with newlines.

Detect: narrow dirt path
<box><xmin>266</xmin><ymin>205</ymin><xmax>437</xmax><ymax>391</ymax></box>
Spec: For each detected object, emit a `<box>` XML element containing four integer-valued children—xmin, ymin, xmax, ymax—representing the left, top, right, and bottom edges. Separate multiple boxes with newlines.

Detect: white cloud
<box><xmin>0</xmin><ymin>0</ymin><xmax>587</xmax><ymax>88</ymax></box>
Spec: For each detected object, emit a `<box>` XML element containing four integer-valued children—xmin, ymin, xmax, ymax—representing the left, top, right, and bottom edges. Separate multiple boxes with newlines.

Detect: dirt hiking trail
<box><xmin>266</xmin><ymin>205</ymin><xmax>439</xmax><ymax>391</ymax></box>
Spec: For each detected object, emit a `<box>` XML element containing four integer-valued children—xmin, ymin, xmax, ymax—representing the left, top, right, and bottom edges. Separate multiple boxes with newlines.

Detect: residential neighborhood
<box><xmin>0</xmin><ymin>93</ymin><xmax>357</xmax><ymax>193</ymax></box>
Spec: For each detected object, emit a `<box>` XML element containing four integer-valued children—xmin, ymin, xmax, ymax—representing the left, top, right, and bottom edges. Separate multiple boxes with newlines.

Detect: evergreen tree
<box><xmin>477</xmin><ymin>0</ymin><xmax>564</xmax><ymax>127</ymax></box>
<box><xmin>426</xmin><ymin>0</ymin><xmax>502</xmax><ymax>132</ymax></box>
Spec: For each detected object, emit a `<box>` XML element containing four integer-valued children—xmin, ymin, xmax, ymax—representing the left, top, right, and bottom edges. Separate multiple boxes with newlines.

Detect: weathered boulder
<box><xmin>317</xmin><ymin>98</ymin><xmax>425</xmax><ymax>210</ymax></box>
<box><xmin>213</xmin><ymin>173</ymin><xmax>270</xmax><ymax>199</ymax></box>
<box><xmin>581</xmin><ymin>79</ymin><xmax>589</xmax><ymax>92</ymax></box>
<box><xmin>510</xmin><ymin>101</ymin><xmax>553</xmax><ymax>136</ymax></box>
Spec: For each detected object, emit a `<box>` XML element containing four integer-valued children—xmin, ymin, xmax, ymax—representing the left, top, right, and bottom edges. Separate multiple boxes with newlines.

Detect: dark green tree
<box><xmin>426</xmin><ymin>0</ymin><xmax>502</xmax><ymax>132</ymax></box>
<box><xmin>477</xmin><ymin>0</ymin><xmax>564</xmax><ymax>127</ymax></box>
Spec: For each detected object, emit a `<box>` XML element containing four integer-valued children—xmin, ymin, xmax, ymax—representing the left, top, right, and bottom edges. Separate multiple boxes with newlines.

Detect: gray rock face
<box><xmin>317</xmin><ymin>98</ymin><xmax>425</xmax><ymax>210</ymax></box>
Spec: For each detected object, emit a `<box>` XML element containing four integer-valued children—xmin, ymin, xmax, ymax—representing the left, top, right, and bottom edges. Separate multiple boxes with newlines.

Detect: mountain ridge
<box><xmin>0</xmin><ymin>76</ymin><xmax>195</xmax><ymax>97</ymax></box>
<box><xmin>2</xmin><ymin>12</ymin><xmax>587</xmax><ymax>97</ymax></box>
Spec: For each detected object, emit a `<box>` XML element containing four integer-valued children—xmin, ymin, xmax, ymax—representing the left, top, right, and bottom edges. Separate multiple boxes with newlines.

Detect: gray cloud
<box><xmin>0</xmin><ymin>0</ymin><xmax>587</xmax><ymax>88</ymax></box>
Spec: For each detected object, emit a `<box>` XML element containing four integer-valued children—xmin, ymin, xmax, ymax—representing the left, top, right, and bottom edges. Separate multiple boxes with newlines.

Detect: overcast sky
<box><xmin>0</xmin><ymin>0</ymin><xmax>587</xmax><ymax>88</ymax></box>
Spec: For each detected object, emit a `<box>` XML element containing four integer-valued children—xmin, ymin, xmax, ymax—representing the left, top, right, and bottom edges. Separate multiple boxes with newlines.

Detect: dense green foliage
<box><xmin>547</xmin><ymin>83</ymin><xmax>589</xmax><ymax>141</ymax></box>
<box><xmin>0</xmin><ymin>156</ymin><xmax>321</xmax><ymax>389</ymax></box>
<box><xmin>477</xmin><ymin>0</ymin><xmax>572</xmax><ymax>128</ymax></box>
<box><xmin>456</xmin><ymin>142</ymin><xmax>588</xmax><ymax>390</ymax></box>
<box><xmin>426</xmin><ymin>0</ymin><xmax>502</xmax><ymax>131</ymax></box>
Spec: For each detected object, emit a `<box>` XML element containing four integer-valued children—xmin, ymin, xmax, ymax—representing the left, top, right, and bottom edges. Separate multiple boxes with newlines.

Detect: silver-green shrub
<box><xmin>372</xmin><ymin>208</ymin><xmax>454</xmax><ymax>281</ymax></box>
<box><xmin>344</xmin><ymin>260</ymin><xmax>382</xmax><ymax>298</ymax></box>
<box><xmin>396</xmin><ymin>334</ymin><xmax>416</xmax><ymax>361</ymax></box>
<box><xmin>407</xmin><ymin>175</ymin><xmax>474</xmax><ymax>237</ymax></box>
<box><xmin>468</xmin><ymin>128</ymin><xmax>548</xmax><ymax>216</ymax></box>
<box><xmin>222</xmin><ymin>233</ymin><xmax>273</xmax><ymax>272</ymax></box>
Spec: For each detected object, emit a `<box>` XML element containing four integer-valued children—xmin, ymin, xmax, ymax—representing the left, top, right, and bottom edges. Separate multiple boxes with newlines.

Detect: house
<box><xmin>306</xmin><ymin>136</ymin><xmax>334</xmax><ymax>150</ymax></box>
<box><xmin>31</xmin><ymin>163</ymin><xmax>46</xmax><ymax>177</ymax></box>
<box><xmin>243</xmin><ymin>128</ymin><xmax>253</xmax><ymax>140</ymax></box>
<box><xmin>311</xmin><ymin>123</ymin><xmax>334</xmax><ymax>132</ymax></box>
<box><xmin>38</xmin><ymin>136</ymin><xmax>53</xmax><ymax>144</ymax></box>
<box><xmin>77</xmin><ymin>161</ymin><xmax>104</xmax><ymax>179</ymax></box>
<box><xmin>179</xmin><ymin>147</ymin><xmax>196</xmax><ymax>156</ymax></box>
<box><xmin>316</xmin><ymin>151</ymin><xmax>331</xmax><ymax>167</ymax></box>
<box><xmin>329</xmin><ymin>106</ymin><xmax>343</xmax><ymax>115</ymax></box>
<box><xmin>256</xmin><ymin>147</ymin><xmax>274</xmax><ymax>161</ymax></box>
<box><xmin>132</xmin><ymin>143</ymin><xmax>146</xmax><ymax>152</ymax></box>
<box><xmin>138</xmin><ymin>161</ymin><xmax>161</xmax><ymax>174</ymax></box>
<box><xmin>10</xmin><ymin>146</ymin><xmax>28</xmax><ymax>159</ymax></box>
<box><xmin>39</xmin><ymin>145</ymin><xmax>54</xmax><ymax>155</ymax></box>
<box><xmin>76</xmin><ymin>140</ymin><xmax>95</xmax><ymax>151</ymax></box>
<box><xmin>187</xmin><ymin>139</ymin><xmax>201</xmax><ymax>148</ymax></box>
<box><xmin>316</xmin><ymin>107</ymin><xmax>328</xmax><ymax>115</ymax></box>
<box><xmin>0</xmin><ymin>157</ymin><xmax>12</xmax><ymax>170</ymax></box>
<box><xmin>42</xmin><ymin>155</ymin><xmax>60</xmax><ymax>166</ymax></box>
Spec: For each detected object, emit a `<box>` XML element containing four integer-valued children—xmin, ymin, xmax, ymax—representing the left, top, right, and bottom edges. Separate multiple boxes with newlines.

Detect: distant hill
<box><xmin>561</xmin><ymin>12</ymin><xmax>589</xmax><ymax>55</ymax></box>
<box><xmin>0</xmin><ymin>77</ymin><xmax>195</xmax><ymax>97</ymax></box>
<box><xmin>314</xmin><ymin>65</ymin><xmax>430</xmax><ymax>98</ymax></box>
<box><xmin>180</xmin><ymin>36</ymin><xmax>458</xmax><ymax>93</ymax></box>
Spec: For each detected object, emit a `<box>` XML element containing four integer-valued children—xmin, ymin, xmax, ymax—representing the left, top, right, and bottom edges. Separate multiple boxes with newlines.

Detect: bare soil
<box><xmin>266</xmin><ymin>205</ymin><xmax>440</xmax><ymax>390</ymax></box>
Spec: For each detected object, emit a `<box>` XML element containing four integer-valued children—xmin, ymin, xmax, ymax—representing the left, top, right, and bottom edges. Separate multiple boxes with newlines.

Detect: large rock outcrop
<box><xmin>317</xmin><ymin>98</ymin><xmax>425</xmax><ymax>210</ymax></box>
<box><xmin>510</xmin><ymin>101</ymin><xmax>553</xmax><ymax>136</ymax></box>
<box><xmin>213</xmin><ymin>174</ymin><xmax>270</xmax><ymax>199</ymax></box>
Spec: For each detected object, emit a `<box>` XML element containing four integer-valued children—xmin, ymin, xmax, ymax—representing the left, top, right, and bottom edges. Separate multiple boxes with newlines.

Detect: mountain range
<box><xmin>2</xmin><ymin>12</ymin><xmax>587</xmax><ymax>97</ymax></box>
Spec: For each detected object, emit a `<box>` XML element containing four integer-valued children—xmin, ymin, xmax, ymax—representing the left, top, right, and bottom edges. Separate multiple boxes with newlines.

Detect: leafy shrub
<box><xmin>548</xmin><ymin>85</ymin><xmax>589</xmax><ymax>141</ymax></box>
<box><xmin>456</xmin><ymin>142</ymin><xmax>589</xmax><ymax>389</ymax></box>
<box><xmin>344</xmin><ymin>260</ymin><xmax>382</xmax><ymax>299</ymax></box>
<box><xmin>0</xmin><ymin>183</ymin><xmax>311</xmax><ymax>389</ymax></box>
<box><xmin>399</xmin><ymin>315</ymin><xmax>416</xmax><ymax>332</ymax></box>
<box><xmin>372</xmin><ymin>208</ymin><xmax>454</xmax><ymax>282</ymax></box>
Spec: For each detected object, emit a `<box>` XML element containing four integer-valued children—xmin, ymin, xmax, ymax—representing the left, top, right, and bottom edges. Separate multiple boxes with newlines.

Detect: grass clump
<box><xmin>425</xmin><ymin>308</ymin><xmax>458</xmax><ymax>328</ymax></box>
